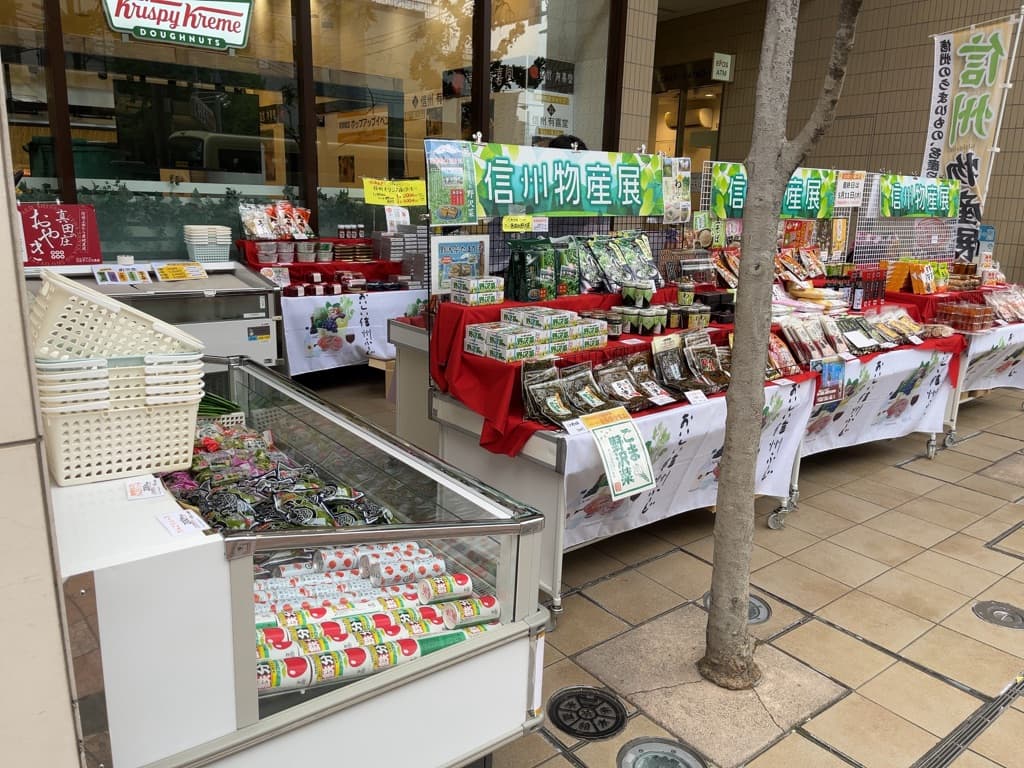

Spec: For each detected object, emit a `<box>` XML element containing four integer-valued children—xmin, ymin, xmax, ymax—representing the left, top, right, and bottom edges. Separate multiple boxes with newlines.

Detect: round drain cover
<box><xmin>973</xmin><ymin>601</ymin><xmax>1024</xmax><ymax>629</ymax></box>
<box><xmin>618</xmin><ymin>737</ymin><xmax>709</xmax><ymax>768</ymax></box>
<box><xmin>702</xmin><ymin>592</ymin><xmax>772</xmax><ymax>625</ymax></box>
<box><xmin>547</xmin><ymin>686</ymin><xmax>627</xmax><ymax>740</ymax></box>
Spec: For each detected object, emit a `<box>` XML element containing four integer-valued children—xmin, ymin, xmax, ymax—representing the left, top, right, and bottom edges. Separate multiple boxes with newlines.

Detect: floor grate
<box><xmin>617</xmin><ymin>737</ymin><xmax>709</xmax><ymax>768</ymax></box>
<box><xmin>912</xmin><ymin>675</ymin><xmax>1024</xmax><ymax>768</ymax></box>
<box><xmin>547</xmin><ymin>686</ymin><xmax>628</xmax><ymax>741</ymax></box>
<box><xmin>701</xmin><ymin>592</ymin><xmax>773</xmax><ymax>624</ymax></box>
<box><xmin>973</xmin><ymin>601</ymin><xmax>1024</xmax><ymax>629</ymax></box>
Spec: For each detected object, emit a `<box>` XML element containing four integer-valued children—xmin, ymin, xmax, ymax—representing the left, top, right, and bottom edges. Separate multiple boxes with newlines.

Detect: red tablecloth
<box><xmin>430</xmin><ymin>289</ymin><xmax>691</xmax><ymax>455</ymax></box>
<box><xmin>884</xmin><ymin>289</ymin><xmax>991</xmax><ymax>323</ymax></box>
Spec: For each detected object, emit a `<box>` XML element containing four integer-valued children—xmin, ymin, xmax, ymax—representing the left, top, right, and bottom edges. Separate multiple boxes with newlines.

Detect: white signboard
<box><xmin>835</xmin><ymin>170</ymin><xmax>866</xmax><ymax>208</ymax></box>
<box><xmin>101</xmin><ymin>0</ymin><xmax>254</xmax><ymax>51</ymax></box>
<box><xmin>712</xmin><ymin>52</ymin><xmax>734</xmax><ymax>82</ymax></box>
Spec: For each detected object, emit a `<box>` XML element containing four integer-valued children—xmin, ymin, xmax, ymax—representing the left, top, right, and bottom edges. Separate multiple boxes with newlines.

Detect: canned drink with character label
<box><xmin>308</xmin><ymin>650</ymin><xmax>347</xmax><ymax>683</ymax></box>
<box><xmin>442</xmin><ymin>596</ymin><xmax>501</xmax><ymax>629</ymax></box>
<box><xmin>315</xmin><ymin>548</ymin><xmax>359</xmax><ymax>572</ymax></box>
<box><xmin>256</xmin><ymin>657</ymin><xmax>312</xmax><ymax>692</ymax></box>
<box><xmin>417</xmin><ymin>573</ymin><xmax>473</xmax><ymax>604</ymax></box>
<box><xmin>274</xmin><ymin>561</ymin><xmax>321</xmax><ymax>578</ymax></box>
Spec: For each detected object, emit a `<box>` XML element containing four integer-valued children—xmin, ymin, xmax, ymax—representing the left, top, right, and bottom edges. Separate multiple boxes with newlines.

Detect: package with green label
<box><xmin>558</xmin><ymin>362</ymin><xmax>612</xmax><ymax>414</ymax></box>
<box><xmin>521</xmin><ymin>359</ymin><xmax>559</xmax><ymax>421</ymax></box>
<box><xmin>486</xmin><ymin>328</ymin><xmax>539</xmax><ymax>350</ymax></box>
<box><xmin>520</xmin><ymin>308</ymin><xmax>577</xmax><ymax>329</ymax></box>
<box><xmin>528</xmin><ymin>379</ymin><xmax>578</xmax><ymax>425</ymax></box>
<box><xmin>488</xmin><ymin>345</ymin><xmax>539</xmax><ymax>363</ymax></box>
<box><xmin>452</xmin><ymin>290</ymin><xmax>504</xmax><ymax>306</ymax></box>
<box><xmin>594</xmin><ymin>360</ymin><xmax>648</xmax><ymax>412</ymax></box>
<box><xmin>466</xmin><ymin>322</ymin><xmax>519</xmax><ymax>345</ymax></box>
<box><xmin>551</xmin><ymin>236</ymin><xmax>581</xmax><ymax>297</ymax></box>
<box><xmin>463</xmin><ymin>337</ymin><xmax>490</xmax><ymax>357</ymax></box>
<box><xmin>574</xmin><ymin>319</ymin><xmax>608</xmax><ymax>338</ymax></box>
<box><xmin>507</xmin><ymin>239</ymin><xmax>557</xmax><ymax>301</ymax></box>
<box><xmin>451</xmin><ymin>275</ymin><xmax>505</xmax><ymax>293</ymax></box>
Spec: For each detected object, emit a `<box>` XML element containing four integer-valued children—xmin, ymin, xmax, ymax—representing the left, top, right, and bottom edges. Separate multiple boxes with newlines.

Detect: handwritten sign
<box><xmin>153</xmin><ymin>262</ymin><xmax>208</xmax><ymax>282</ymax></box>
<box><xmin>20</xmin><ymin>204</ymin><xmax>102</xmax><ymax>266</ymax></box>
<box><xmin>577</xmin><ymin>407</ymin><xmax>655</xmax><ymax>501</ymax></box>
<box><xmin>363</xmin><ymin>178</ymin><xmax>427</xmax><ymax>206</ymax></box>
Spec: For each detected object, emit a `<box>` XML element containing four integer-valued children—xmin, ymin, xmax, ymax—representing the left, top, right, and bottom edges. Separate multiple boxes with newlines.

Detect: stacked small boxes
<box><xmin>451</xmin><ymin>276</ymin><xmax>505</xmax><ymax>307</ymax></box>
<box><xmin>463</xmin><ymin>308</ymin><xmax>608</xmax><ymax>363</ymax></box>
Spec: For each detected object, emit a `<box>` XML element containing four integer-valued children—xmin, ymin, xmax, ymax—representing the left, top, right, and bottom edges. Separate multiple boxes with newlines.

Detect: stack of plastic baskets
<box><xmin>184</xmin><ymin>225</ymin><xmax>232</xmax><ymax>263</ymax></box>
<box><xmin>30</xmin><ymin>270</ymin><xmax>205</xmax><ymax>486</ymax></box>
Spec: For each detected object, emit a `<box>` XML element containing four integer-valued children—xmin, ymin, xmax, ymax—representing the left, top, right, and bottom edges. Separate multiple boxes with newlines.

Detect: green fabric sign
<box><xmin>712</xmin><ymin>163</ymin><xmax>837</xmax><ymax>219</ymax></box>
<box><xmin>780</xmin><ymin>168</ymin><xmax>837</xmax><ymax>219</ymax></box>
<box><xmin>879</xmin><ymin>175</ymin><xmax>961</xmax><ymax>218</ymax></box>
<box><xmin>472</xmin><ymin>143</ymin><xmax>664</xmax><ymax>217</ymax></box>
<box><xmin>710</xmin><ymin>162</ymin><xmax>747</xmax><ymax>219</ymax></box>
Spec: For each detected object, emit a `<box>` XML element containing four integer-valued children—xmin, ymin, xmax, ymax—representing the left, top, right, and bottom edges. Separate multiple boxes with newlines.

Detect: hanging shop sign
<box><xmin>712</xmin><ymin>52</ymin><xmax>735</xmax><ymax>82</ymax></box>
<box><xmin>362</xmin><ymin>178</ymin><xmax>427</xmax><ymax>207</ymax></box>
<box><xmin>19</xmin><ymin>204</ymin><xmax>102</xmax><ymax>266</ymax></box>
<box><xmin>424</xmin><ymin>140</ymin><xmax>664</xmax><ymax>222</ymax></box>
<box><xmin>780</xmin><ymin>168</ymin><xmax>837</xmax><ymax>219</ymax></box>
<box><xmin>338</xmin><ymin>106</ymin><xmax>389</xmax><ymax>147</ymax></box>
<box><xmin>922</xmin><ymin>16</ymin><xmax>1021</xmax><ymax>259</ymax></box>
<box><xmin>835</xmin><ymin>170</ymin><xmax>866</xmax><ymax>208</ymax></box>
<box><xmin>711</xmin><ymin>163</ymin><xmax>836</xmax><ymax>219</ymax></box>
<box><xmin>879</xmin><ymin>174</ymin><xmax>960</xmax><ymax>218</ymax></box>
<box><xmin>662</xmin><ymin>157</ymin><xmax>692</xmax><ymax>224</ymax></box>
<box><xmin>101</xmin><ymin>0</ymin><xmax>254</xmax><ymax>51</ymax></box>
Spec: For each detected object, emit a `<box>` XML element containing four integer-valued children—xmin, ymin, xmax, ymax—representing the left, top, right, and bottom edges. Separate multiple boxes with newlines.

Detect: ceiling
<box><xmin>657</xmin><ymin>0</ymin><xmax>749</xmax><ymax>22</ymax></box>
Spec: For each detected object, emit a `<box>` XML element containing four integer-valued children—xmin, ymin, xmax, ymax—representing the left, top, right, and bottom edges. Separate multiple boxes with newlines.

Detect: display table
<box><xmin>430</xmin><ymin>287</ymin><xmax>707</xmax><ymax>456</ymax></box>
<box><xmin>389</xmin><ymin>317</ymin><xmax>440</xmax><ymax>454</ymax></box>
<box><xmin>282</xmin><ymin>289</ymin><xmax>427</xmax><ymax>375</ymax></box>
<box><xmin>433</xmin><ymin>374</ymin><xmax>816</xmax><ymax>612</ymax></box>
<box><xmin>801</xmin><ymin>336</ymin><xmax>965</xmax><ymax>456</ymax></box>
<box><xmin>943</xmin><ymin>322</ymin><xmax>1024</xmax><ymax>443</ymax></box>
<box><xmin>884</xmin><ymin>288</ymin><xmax>991</xmax><ymax>323</ymax></box>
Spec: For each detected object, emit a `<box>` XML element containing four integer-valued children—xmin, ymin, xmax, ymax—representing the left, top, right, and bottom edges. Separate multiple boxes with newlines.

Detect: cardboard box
<box><xmin>451</xmin><ymin>276</ymin><xmax>505</xmax><ymax>293</ymax></box>
<box><xmin>486</xmin><ymin>328</ymin><xmax>540</xmax><ymax>350</ymax></box>
<box><xmin>488</xmin><ymin>345</ymin><xmax>539</xmax><ymax>363</ymax></box>
<box><xmin>452</xmin><ymin>290</ymin><xmax>504</xmax><ymax>307</ymax></box>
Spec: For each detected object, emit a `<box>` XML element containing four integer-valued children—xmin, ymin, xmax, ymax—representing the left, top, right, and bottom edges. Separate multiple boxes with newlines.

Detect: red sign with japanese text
<box><xmin>19</xmin><ymin>204</ymin><xmax>103</xmax><ymax>266</ymax></box>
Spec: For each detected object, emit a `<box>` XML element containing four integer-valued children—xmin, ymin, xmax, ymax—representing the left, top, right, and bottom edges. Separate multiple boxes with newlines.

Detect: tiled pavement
<box><xmin>318</xmin><ymin>372</ymin><xmax>1024</xmax><ymax>768</ymax></box>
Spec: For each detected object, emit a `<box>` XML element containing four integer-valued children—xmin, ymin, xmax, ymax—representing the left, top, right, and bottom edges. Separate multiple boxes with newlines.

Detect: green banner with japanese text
<box><xmin>424</xmin><ymin>140</ymin><xmax>664</xmax><ymax>222</ymax></box>
<box><xmin>879</xmin><ymin>175</ymin><xmax>961</xmax><ymax>218</ymax></box>
<box><xmin>779</xmin><ymin>168</ymin><xmax>837</xmax><ymax>219</ymax></box>
<box><xmin>709</xmin><ymin>162</ymin><xmax>747</xmax><ymax>219</ymax></box>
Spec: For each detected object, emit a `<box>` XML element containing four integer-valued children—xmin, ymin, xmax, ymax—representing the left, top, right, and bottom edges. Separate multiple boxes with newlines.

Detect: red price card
<box><xmin>19</xmin><ymin>203</ymin><xmax>102</xmax><ymax>266</ymax></box>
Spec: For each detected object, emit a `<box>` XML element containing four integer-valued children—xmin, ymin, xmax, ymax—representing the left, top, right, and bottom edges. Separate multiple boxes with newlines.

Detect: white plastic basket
<box><xmin>30</xmin><ymin>271</ymin><xmax>205</xmax><ymax>361</ymax></box>
<box><xmin>42</xmin><ymin>396</ymin><xmax>202</xmax><ymax>486</ymax></box>
<box><xmin>197</xmin><ymin>410</ymin><xmax>247</xmax><ymax>428</ymax></box>
<box><xmin>186</xmin><ymin>242</ymin><xmax>232</xmax><ymax>263</ymax></box>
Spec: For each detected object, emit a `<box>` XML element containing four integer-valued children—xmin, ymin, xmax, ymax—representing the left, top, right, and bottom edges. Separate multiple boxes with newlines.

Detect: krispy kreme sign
<box><xmin>101</xmin><ymin>0</ymin><xmax>253</xmax><ymax>51</ymax></box>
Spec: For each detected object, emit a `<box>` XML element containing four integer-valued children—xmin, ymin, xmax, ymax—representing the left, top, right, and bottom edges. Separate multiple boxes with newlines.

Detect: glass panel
<box><xmin>1</xmin><ymin>2</ymin><xmax>60</xmax><ymax>197</ymax></box>
<box><xmin>254</xmin><ymin>532</ymin><xmax>505</xmax><ymax>717</ymax></box>
<box><xmin>490</xmin><ymin>0</ymin><xmax>610</xmax><ymax>149</ymax></box>
<box><xmin>51</xmin><ymin>1</ymin><xmax>301</xmax><ymax>260</ymax></box>
<box><xmin>312</xmin><ymin>0</ymin><xmax>472</xmax><ymax>237</ymax></box>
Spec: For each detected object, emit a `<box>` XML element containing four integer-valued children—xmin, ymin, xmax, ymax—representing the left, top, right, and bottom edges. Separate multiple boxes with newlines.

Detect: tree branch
<box><xmin>785</xmin><ymin>0</ymin><xmax>865</xmax><ymax>169</ymax></box>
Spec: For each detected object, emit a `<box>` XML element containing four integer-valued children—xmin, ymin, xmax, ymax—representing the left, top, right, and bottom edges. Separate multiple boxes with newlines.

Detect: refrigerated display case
<box><xmin>54</xmin><ymin>357</ymin><xmax>546</xmax><ymax>768</ymax></box>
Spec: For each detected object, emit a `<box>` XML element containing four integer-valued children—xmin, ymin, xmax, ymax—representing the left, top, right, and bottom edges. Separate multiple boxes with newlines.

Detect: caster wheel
<box><xmin>944</xmin><ymin>432</ymin><xmax>958</xmax><ymax>448</ymax></box>
<box><xmin>767</xmin><ymin>512</ymin><xmax>785</xmax><ymax>530</ymax></box>
<box><xmin>926</xmin><ymin>443</ymin><xmax>937</xmax><ymax>460</ymax></box>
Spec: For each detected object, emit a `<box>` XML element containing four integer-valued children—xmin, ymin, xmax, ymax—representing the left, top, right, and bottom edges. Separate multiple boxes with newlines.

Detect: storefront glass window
<box><xmin>312</xmin><ymin>0</ymin><xmax>473</xmax><ymax>236</ymax></box>
<box><xmin>489</xmin><ymin>0</ymin><xmax>610</xmax><ymax>150</ymax></box>
<box><xmin>1</xmin><ymin>1</ymin><xmax>60</xmax><ymax>197</ymax></box>
<box><xmin>46</xmin><ymin>0</ymin><xmax>301</xmax><ymax>260</ymax></box>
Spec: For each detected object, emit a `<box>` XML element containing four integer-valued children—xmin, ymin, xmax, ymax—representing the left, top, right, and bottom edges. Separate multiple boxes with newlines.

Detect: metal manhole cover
<box><xmin>702</xmin><ymin>592</ymin><xmax>772</xmax><ymax>625</ymax></box>
<box><xmin>547</xmin><ymin>686</ymin><xmax>627</xmax><ymax>740</ymax></box>
<box><xmin>973</xmin><ymin>601</ymin><xmax>1024</xmax><ymax>629</ymax></box>
<box><xmin>618</xmin><ymin>737</ymin><xmax>709</xmax><ymax>768</ymax></box>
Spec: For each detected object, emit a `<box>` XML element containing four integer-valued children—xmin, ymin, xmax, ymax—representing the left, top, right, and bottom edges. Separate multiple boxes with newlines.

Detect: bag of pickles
<box><xmin>559</xmin><ymin>362</ymin><xmax>613</xmax><ymax>414</ymax></box>
<box><xmin>521</xmin><ymin>358</ymin><xmax>560</xmax><ymax>421</ymax></box>
<box><xmin>594</xmin><ymin>360</ymin><xmax>648</xmax><ymax>412</ymax></box>
<box><xmin>551</xmin><ymin>236</ymin><xmax>581</xmax><ymax>297</ymax></box>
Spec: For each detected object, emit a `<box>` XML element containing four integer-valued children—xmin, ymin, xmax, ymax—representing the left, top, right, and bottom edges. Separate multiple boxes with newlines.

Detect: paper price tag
<box><xmin>684</xmin><ymin>389</ymin><xmax>708</xmax><ymax>404</ymax></box>
<box><xmin>771</xmin><ymin>378</ymin><xmax>795</xmax><ymax>387</ymax></box>
<box><xmin>126</xmin><ymin>477</ymin><xmax>165</xmax><ymax>500</ymax></box>
<box><xmin>502</xmin><ymin>215</ymin><xmax>535</xmax><ymax>232</ymax></box>
<box><xmin>907</xmin><ymin>334</ymin><xmax>923</xmax><ymax>345</ymax></box>
<box><xmin>839</xmin><ymin>351</ymin><xmax>858</xmax><ymax>362</ymax></box>
<box><xmin>648</xmin><ymin>394</ymin><xmax>676</xmax><ymax>406</ymax></box>
<box><xmin>562</xmin><ymin>418</ymin><xmax>587</xmax><ymax>435</ymax></box>
<box><xmin>532</xmin><ymin>216</ymin><xmax>549</xmax><ymax>232</ymax></box>
<box><xmin>154</xmin><ymin>262</ymin><xmax>207</xmax><ymax>281</ymax></box>
<box><xmin>619</xmin><ymin>338</ymin><xmax>646</xmax><ymax>346</ymax></box>
<box><xmin>155</xmin><ymin>509</ymin><xmax>210</xmax><ymax>537</ymax></box>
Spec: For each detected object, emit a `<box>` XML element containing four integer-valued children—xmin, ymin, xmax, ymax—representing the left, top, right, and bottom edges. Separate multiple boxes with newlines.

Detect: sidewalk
<box><xmin>491</xmin><ymin>387</ymin><xmax>1024</xmax><ymax>768</ymax></box>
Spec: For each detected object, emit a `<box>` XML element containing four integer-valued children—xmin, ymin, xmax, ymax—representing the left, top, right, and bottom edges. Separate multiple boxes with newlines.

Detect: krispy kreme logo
<box><xmin>101</xmin><ymin>0</ymin><xmax>253</xmax><ymax>50</ymax></box>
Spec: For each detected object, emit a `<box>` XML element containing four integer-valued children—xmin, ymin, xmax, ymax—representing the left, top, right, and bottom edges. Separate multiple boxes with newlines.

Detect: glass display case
<box><xmin>54</xmin><ymin>358</ymin><xmax>546</xmax><ymax>768</ymax></box>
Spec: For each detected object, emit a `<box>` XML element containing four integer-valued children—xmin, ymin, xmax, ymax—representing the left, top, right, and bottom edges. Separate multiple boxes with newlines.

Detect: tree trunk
<box><xmin>699</xmin><ymin>0</ymin><xmax>863</xmax><ymax>690</ymax></box>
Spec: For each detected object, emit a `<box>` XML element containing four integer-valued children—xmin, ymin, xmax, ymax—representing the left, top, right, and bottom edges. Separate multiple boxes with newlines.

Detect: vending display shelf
<box><xmin>53</xmin><ymin>357</ymin><xmax>546</xmax><ymax>768</ymax></box>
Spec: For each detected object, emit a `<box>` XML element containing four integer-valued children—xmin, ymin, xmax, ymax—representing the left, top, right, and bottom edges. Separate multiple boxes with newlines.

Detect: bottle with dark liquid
<box><xmin>851</xmin><ymin>270</ymin><xmax>865</xmax><ymax>312</ymax></box>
